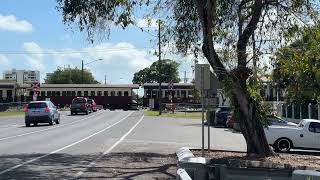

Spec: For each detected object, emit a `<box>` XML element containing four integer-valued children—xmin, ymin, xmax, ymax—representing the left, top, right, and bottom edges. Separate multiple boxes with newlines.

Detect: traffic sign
<box><xmin>31</xmin><ymin>81</ymin><xmax>40</xmax><ymax>89</ymax></box>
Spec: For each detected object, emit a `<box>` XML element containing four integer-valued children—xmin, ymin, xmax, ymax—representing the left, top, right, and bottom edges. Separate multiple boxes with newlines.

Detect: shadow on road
<box><xmin>0</xmin><ymin>152</ymin><xmax>176</xmax><ymax>179</ymax></box>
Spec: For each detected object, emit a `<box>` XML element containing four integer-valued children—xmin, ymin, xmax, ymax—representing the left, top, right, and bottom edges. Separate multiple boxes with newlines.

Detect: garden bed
<box><xmin>192</xmin><ymin>149</ymin><xmax>320</xmax><ymax>170</ymax></box>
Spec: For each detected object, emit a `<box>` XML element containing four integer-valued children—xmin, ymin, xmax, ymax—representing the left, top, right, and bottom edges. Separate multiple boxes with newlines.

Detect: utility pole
<box><xmin>81</xmin><ymin>60</ymin><xmax>84</xmax><ymax>84</ymax></box>
<box><xmin>105</xmin><ymin>75</ymin><xmax>107</xmax><ymax>85</ymax></box>
<box><xmin>184</xmin><ymin>71</ymin><xmax>187</xmax><ymax>83</ymax></box>
<box><xmin>158</xmin><ymin>20</ymin><xmax>162</xmax><ymax>115</ymax></box>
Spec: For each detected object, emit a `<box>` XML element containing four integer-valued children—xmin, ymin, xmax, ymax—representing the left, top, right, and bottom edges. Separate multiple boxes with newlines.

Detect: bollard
<box><xmin>318</xmin><ymin>104</ymin><xmax>320</xmax><ymax>120</ymax></box>
<box><xmin>308</xmin><ymin>103</ymin><xmax>312</xmax><ymax>119</ymax></box>
<box><xmin>299</xmin><ymin>104</ymin><xmax>302</xmax><ymax>120</ymax></box>
<box><xmin>292</xmin><ymin>104</ymin><xmax>295</xmax><ymax>120</ymax></box>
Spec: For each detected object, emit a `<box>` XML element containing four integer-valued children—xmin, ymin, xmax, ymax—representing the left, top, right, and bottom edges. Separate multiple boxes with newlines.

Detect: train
<box><xmin>23</xmin><ymin>84</ymin><xmax>140</xmax><ymax>110</ymax></box>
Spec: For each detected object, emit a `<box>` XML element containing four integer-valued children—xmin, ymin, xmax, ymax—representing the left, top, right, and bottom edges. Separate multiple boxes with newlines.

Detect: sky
<box><xmin>0</xmin><ymin>0</ymin><xmax>196</xmax><ymax>84</ymax></box>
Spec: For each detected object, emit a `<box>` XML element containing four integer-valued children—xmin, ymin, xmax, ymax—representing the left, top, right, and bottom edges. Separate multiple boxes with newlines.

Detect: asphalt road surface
<box><xmin>0</xmin><ymin>110</ymin><xmax>246</xmax><ymax>179</ymax></box>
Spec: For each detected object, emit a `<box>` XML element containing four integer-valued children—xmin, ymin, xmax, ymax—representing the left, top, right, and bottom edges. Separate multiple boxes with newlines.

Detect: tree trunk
<box><xmin>232</xmin><ymin>82</ymin><xmax>274</xmax><ymax>157</ymax></box>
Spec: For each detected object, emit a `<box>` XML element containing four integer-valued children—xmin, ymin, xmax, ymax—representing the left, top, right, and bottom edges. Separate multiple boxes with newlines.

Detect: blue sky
<box><xmin>0</xmin><ymin>0</ymin><xmax>195</xmax><ymax>84</ymax></box>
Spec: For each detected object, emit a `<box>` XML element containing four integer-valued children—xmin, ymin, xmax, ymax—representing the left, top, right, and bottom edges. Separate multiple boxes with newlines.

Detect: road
<box><xmin>0</xmin><ymin>110</ymin><xmax>246</xmax><ymax>179</ymax></box>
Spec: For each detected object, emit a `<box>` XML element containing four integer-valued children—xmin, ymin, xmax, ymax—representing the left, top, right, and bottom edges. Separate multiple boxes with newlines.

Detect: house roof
<box><xmin>142</xmin><ymin>83</ymin><xmax>194</xmax><ymax>88</ymax></box>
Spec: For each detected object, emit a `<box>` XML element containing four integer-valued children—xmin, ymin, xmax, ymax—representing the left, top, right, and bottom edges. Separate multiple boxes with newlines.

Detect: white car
<box><xmin>264</xmin><ymin>119</ymin><xmax>320</xmax><ymax>152</ymax></box>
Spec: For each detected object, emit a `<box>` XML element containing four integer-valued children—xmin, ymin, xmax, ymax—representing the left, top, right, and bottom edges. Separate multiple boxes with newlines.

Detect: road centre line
<box><xmin>74</xmin><ymin>115</ymin><xmax>145</xmax><ymax>178</ymax></box>
<box><xmin>0</xmin><ymin>111</ymin><xmax>105</xmax><ymax>142</ymax></box>
<box><xmin>0</xmin><ymin>111</ymin><xmax>134</xmax><ymax>175</ymax></box>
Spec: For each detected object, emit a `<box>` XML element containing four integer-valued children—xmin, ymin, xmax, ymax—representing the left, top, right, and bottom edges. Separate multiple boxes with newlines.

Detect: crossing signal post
<box><xmin>31</xmin><ymin>82</ymin><xmax>40</xmax><ymax>101</ymax></box>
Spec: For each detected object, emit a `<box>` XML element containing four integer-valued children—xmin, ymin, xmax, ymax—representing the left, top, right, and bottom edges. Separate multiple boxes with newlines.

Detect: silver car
<box><xmin>25</xmin><ymin>101</ymin><xmax>60</xmax><ymax>127</ymax></box>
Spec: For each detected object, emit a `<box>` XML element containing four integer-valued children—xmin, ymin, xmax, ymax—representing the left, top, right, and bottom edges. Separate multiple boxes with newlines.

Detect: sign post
<box><xmin>168</xmin><ymin>81</ymin><xmax>174</xmax><ymax>113</ymax></box>
<box><xmin>201</xmin><ymin>66</ymin><xmax>205</xmax><ymax>157</ymax></box>
<box><xmin>195</xmin><ymin>64</ymin><xmax>216</xmax><ymax>155</ymax></box>
<box><xmin>31</xmin><ymin>82</ymin><xmax>40</xmax><ymax>101</ymax></box>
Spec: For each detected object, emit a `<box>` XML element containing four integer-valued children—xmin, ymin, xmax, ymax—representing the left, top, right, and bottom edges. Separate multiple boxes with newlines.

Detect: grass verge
<box><xmin>0</xmin><ymin>111</ymin><xmax>25</xmax><ymax>117</ymax></box>
<box><xmin>144</xmin><ymin>110</ymin><xmax>204</xmax><ymax>119</ymax></box>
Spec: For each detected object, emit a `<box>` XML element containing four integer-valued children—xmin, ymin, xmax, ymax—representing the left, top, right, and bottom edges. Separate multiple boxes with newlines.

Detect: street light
<box><xmin>81</xmin><ymin>58</ymin><xmax>103</xmax><ymax>84</ymax></box>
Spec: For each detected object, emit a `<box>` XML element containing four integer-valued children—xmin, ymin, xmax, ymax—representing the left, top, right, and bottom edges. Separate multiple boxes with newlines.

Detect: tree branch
<box><xmin>237</xmin><ymin>0</ymin><xmax>263</xmax><ymax>69</ymax></box>
<box><xmin>194</xmin><ymin>0</ymin><xmax>228</xmax><ymax>81</ymax></box>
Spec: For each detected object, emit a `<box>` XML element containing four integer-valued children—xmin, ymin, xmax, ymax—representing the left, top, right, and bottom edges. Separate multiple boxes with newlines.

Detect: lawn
<box><xmin>144</xmin><ymin>110</ymin><xmax>205</xmax><ymax>119</ymax></box>
<box><xmin>0</xmin><ymin>111</ymin><xmax>25</xmax><ymax>117</ymax></box>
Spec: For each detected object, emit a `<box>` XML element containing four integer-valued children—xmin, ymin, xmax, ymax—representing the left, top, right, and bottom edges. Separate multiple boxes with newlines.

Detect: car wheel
<box><xmin>56</xmin><ymin>115</ymin><xmax>60</xmax><ymax>124</ymax></box>
<box><xmin>34</xmin><ymin>123</ymin><xmax>38</xmax><ymax>126</ymax></box>
<box><xmin>71</xmin><ymin>111</ymin><xmax>74</xmax><ymax>116</ymax></box>
<box><xmin>49</xmin><ymin>116</ymin><xmax>54</xmax><ymax>126</ymax></box>
<box><xmin>25</xmin><ymin>123</ymin><xmax>30</xmax><ymax>127</ymax></box>
<box><xmin>274</xmin><ymin>138</ymin><xmax>292</xmax><ymax>152</ymax></box>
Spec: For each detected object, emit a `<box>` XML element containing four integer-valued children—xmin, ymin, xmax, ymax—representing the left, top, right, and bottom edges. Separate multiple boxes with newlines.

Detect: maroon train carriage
<box><xmin>26</xmin><ymin>84</ymin><xmax>139</xmax><ymax>110</ymax></box>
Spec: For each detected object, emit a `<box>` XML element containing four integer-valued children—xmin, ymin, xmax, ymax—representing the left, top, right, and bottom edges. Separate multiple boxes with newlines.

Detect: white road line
<box><xmin>0</xmin><ymin>111</ymin><xmax>105</xmax><ymax>142</ymax></box>
<box><xmin>74</xmin><ymin>115</ymin><xmax>144</xmax><ymax>178</ymax></box>
<box><xmin>0</xmin><ymin>124</ymin><xmax>19</xmax><ymax>128</ymax></box>
<box><xmin>0</xmin><ymin>111</ymin><xmax>134</xmax><ymax>175</ymax></box>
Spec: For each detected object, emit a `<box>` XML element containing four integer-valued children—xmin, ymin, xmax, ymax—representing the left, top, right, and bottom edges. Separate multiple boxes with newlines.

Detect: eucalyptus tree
<box><xmin>56</xmin><ymin>0</ymin><xmax>318</xmax><ymax>157</ymax></box>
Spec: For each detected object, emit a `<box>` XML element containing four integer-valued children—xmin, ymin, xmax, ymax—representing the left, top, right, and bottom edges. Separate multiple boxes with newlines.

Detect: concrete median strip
<box><xmin>0</xmin><ymin>111</ymin><xmax>105</xmax><ymax>141</ymax></box>
<box><xmin>0</xmin><ymin>111</ymin><xmax>135</xmax><ymax>175</ymax></box>
<box><xmin>74</xmin><ymin>115</ymin><xmax>145</xmax><ymax>178</ymax></box>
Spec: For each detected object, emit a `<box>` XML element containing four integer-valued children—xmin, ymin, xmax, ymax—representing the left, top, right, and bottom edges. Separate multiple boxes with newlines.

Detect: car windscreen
<box><xmin>268</xmin><ymin>116</ymin><xmax>287</xmax><ymax>123</ymax></box>
<box><xmin>73</xmin><ymin>98</ymin><xmax>86</xmax><ymax>103</ymax></box>
<box><xmin>28</xmin><ymin>102</ymin><xmax>47</xmax><ymax>109</ymax></box>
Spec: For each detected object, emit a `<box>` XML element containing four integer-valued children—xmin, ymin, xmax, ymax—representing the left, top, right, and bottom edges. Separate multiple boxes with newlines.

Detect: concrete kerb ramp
<box><xmin>176</xmin><ymin>147</ymin><xmax>208</xmax><ymax>180</ymax></box>
<box><xmin>176</xmin><ymin>147</ymin><xmax>320</xmax><ymax>180</ymax></box>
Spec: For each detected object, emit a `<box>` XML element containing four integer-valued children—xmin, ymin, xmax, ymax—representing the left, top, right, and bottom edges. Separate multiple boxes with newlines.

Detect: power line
<box><xmin>0</xmin><ymin>47</ymin><xmax>154</xmax><ymax>55</ymax></box>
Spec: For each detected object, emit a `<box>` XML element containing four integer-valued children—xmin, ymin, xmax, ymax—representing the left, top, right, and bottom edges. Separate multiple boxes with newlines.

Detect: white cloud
<box><xmin>18</xmin><ymin>42</ymin><xmax>154</xmax><ymax>83</ymax></box>
<box><xmin>136</xmin><ymin>18</ymin><xmax>157</xmax><ymax>29</ymax></box>
<box><xmin>18</xmin><ymin>41</ymin><xmax>197</xmax><ymax>84</ymax></box>
<box><xmin>83</xmin><ymin>42</ymin><xmax>154</xmax><ymax>83</ymax></box>
<box><xmin>0</xmin><ymin>54</ymin><xmax>9</xmax><ymax>66</ymax></box>
<box><xmin>0</xmin><ymin>14</ymin><xmax>33</xmax><ymax>32</ymax></box>
<box><xmin>23</xmin><ymin>42</ymin><xmax>45</xmax><ymax>73</ymax></box>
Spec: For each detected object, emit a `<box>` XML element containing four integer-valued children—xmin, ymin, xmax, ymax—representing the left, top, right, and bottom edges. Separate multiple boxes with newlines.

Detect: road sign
<box><xmin>31</xmin><ymin>81</ymin><xmax>40</xmax><ymax>90</ymax></box>
<box><xmin>195</xmin><ymin>64</ymin><xmax>211</xmax><ymax>90</ymax></box>
<box><xmin>33</xmin><ymin>93</ymin><xmax>37</xmax><ymax>101</ymax></box>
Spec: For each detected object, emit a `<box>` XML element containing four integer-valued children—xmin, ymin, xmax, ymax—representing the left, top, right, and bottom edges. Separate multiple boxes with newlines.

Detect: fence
<box><xmin>274</xmin><ymin>102</ymin><xmax>320</xmax><ymax>123</ymax></box>
<box><xmin>162</xmin><ymin>103</ymin><xmax>219</xmax><ymax>113</ymax></box>
<box><xmin>0</xmin><ymin>102</ymin><xmax>28</xmax><ymax>112</ymax></box>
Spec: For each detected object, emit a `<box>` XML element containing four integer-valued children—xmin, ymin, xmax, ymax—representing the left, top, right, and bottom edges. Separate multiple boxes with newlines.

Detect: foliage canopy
<box><xmin>132</xmin><ymin>59</ymin><xmax>180</xmax><ymax>84</ymax></box>
<box><xmin>47</xmin><ymin>68</ymin><xmax>99</xmax><ymax>84</ymax></box>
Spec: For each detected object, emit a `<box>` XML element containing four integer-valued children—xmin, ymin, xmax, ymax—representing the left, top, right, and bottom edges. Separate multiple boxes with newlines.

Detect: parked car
<box><xmin>70</xmin><ymin>97</ymin><xmax>91</xmax><ymax>115</ymax></box>
<box><xmin>24</xmin><ymin>101</ymin><xmax>60</xmax><ymax>127</ymax></box>
<box><xmin>268</xmin><ymin>116</ymin><xmax>297</xmax><ymax>127</ymax></box>
<box><xmin>87</xmin><ymin>99</ymin><xmax>97</xmax><ymax>112</ymax></box>
<box><xmin>264</xmin><ymin>119</ymin><xmax>320</xmax><ymax>152</ymax></box>
<box><xmin>214</xmin><ymin>106</ymin><xmax>232</xmax><ymax>127</ymax></box>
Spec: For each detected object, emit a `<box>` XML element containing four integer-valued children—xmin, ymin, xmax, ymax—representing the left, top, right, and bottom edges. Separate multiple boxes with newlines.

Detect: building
<box><xmin>3</xmin><ymin>69</ymin><xmax>40</xmax><ymax>85</ymax></box>
<box><xmin>0</xmin><ymin>80</ymin><xmax>17</xmax><ymax>102</ymax></box>
<box><xmin>44</xmin><ymin>73</ymin><xmax>53</xmax><ymax>83</ymax></box>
